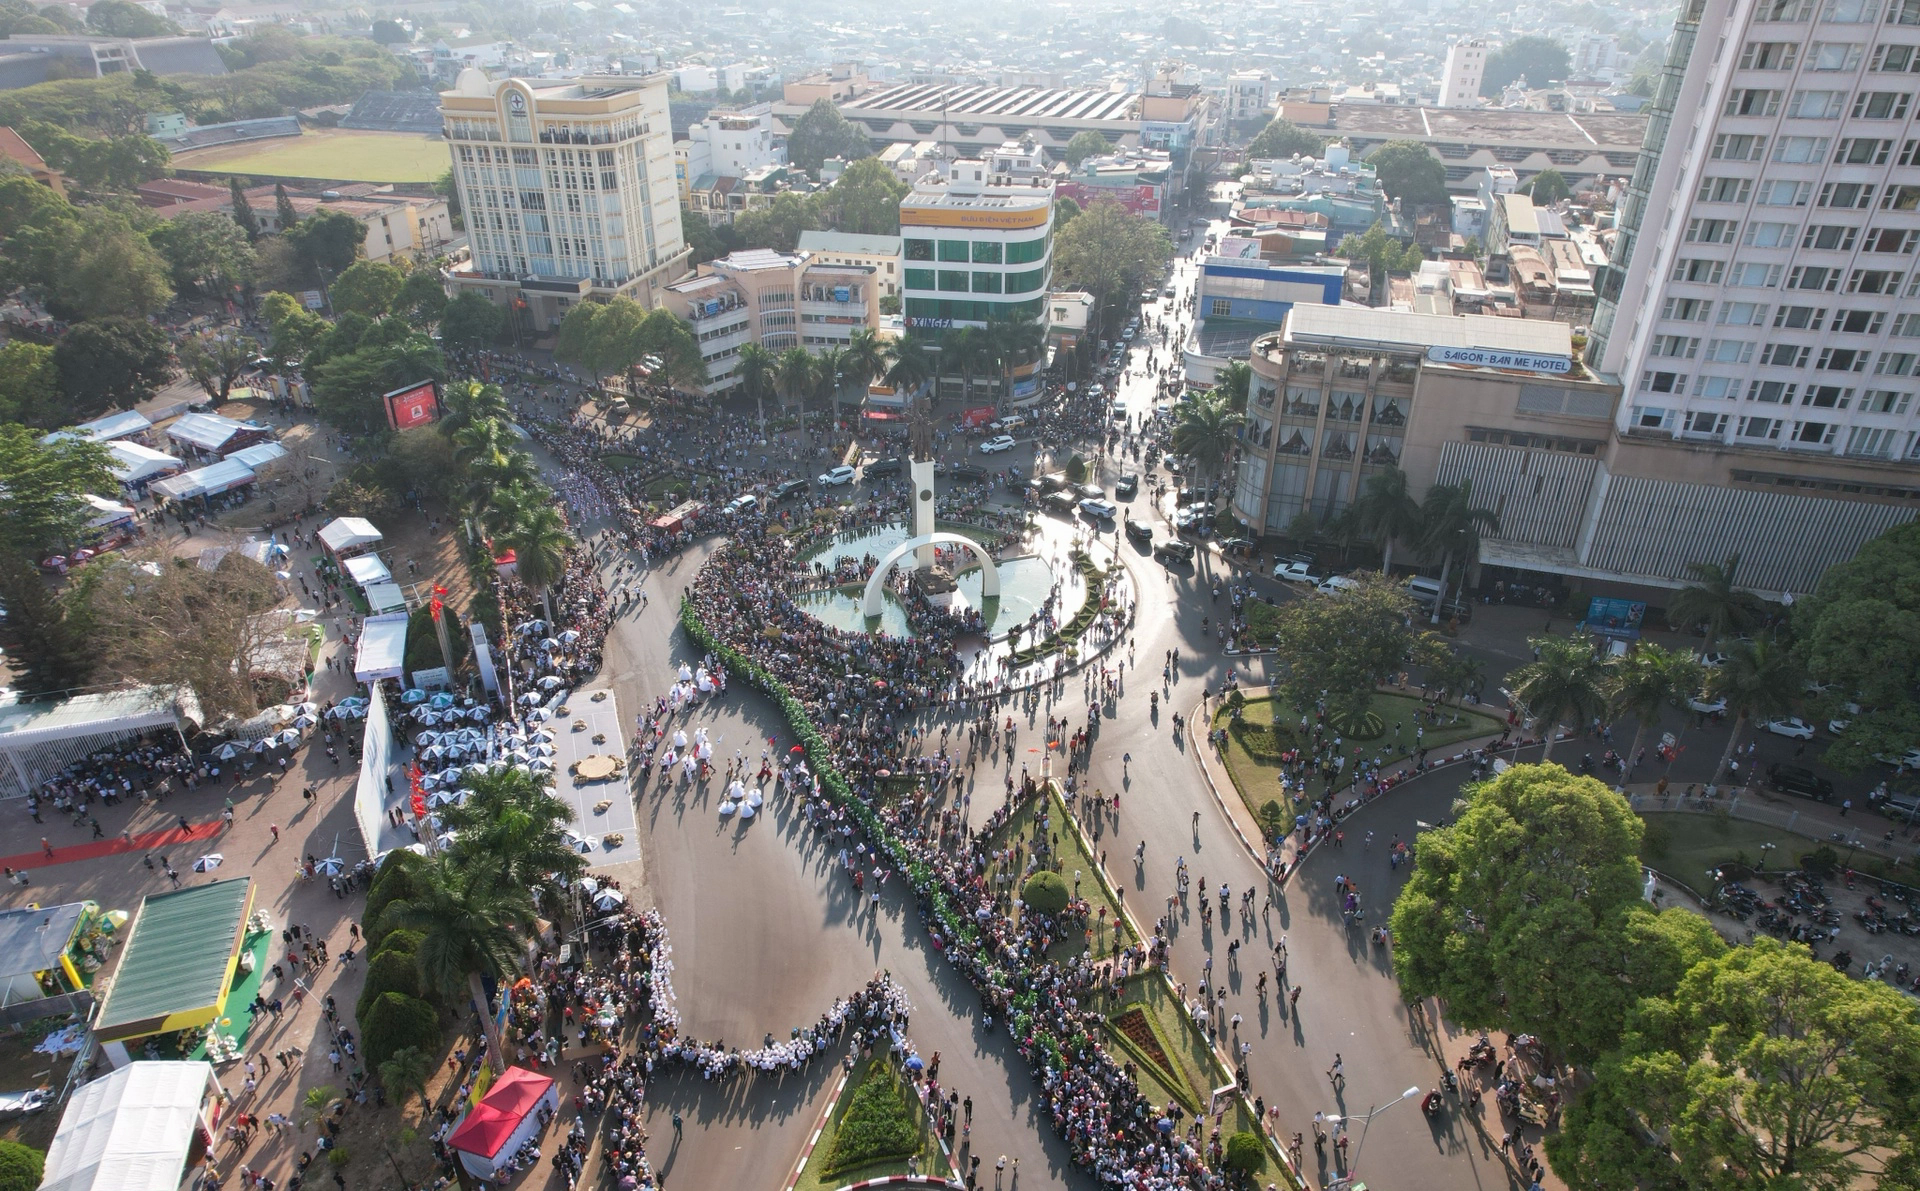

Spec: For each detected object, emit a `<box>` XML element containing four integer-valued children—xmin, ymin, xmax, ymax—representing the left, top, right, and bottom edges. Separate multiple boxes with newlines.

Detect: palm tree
<box><xmin>1171</xmin><ymin>393</ymin><xmax>1245</xmax><ymax>576</ymax></box>
<box><xmin>1606</xmin><ymin>643</ymin><xmax>1704</xmax><ymax>781</ymax></box>
<box><xmin>1710</xmin><ymin>637</ymin><xmax>1800</xmax><ymax>783</ymax></box>
<box><xmin>1350</xmin><ymin>466</ymin><xmax>1424</xmax><ymax>573</ymax></box>
<box><xmin>842</xmin><ymin>327</ymin><xmax>889</xmax><ymax>394</ymax></box>
<box><xmin>440</xmin><ymin>768</ymin><xmax>585</xmax><ymax>889</ymax></box>
<box><xmin>438</xmin><ymin>380</ymin><xmax>509</xmax><ymax>438</ymax></box>
<box><xmin>1418</xmin><ymin>479</ymin><xmax>1500</xmax><ymax>624</ymax></box>
<box><xmin>1668</xmin><ymin>555</ymin><xmax>1764</xmax><ymax>652</ymax></box>
<box><xmin>775</xmin><ymin>347</ymin><xmax>815</xmax><ymax>439</ymax></box>
<box><xmin>501</xmin><ymin>505</ymin><xmax>572</xmax><ymax>622</ymax></box>
<box><xmin>480</xmin><ymin>479</ymin><xmax>545</xmax><ymax>538</ymax></box>
<box><xmin>812</xmin><ymin>345</ymin><xmax>850</xmax><ymax>425</ymax></box>
<box><xmin>883</xmin><ymin>335</ymin><xmax>936</xmax><ymax>397</ymax></box>
<box><xmin>1508</xmin><ymin>635</ymin><xmax>1609</xmax><ymax>762</ymax></box>
<box><xmin>450</xmin><ymin>416</ymin><xmax>519</xmax><ymax>473</ymax></box>
<box><xmin>1215</xmin><ymin>359</ymin><xmax>1254</xmax><ymax>414</ymax></box>
<box><xmin>451</xmin><ymin>418</ymin><xmax>537</xmax><ymax>537</ymax></box>
<box><xmin>381</xmin><ymin>856</ymin><xmax>534</xmax><ymax>1075</ymax></box>
<box><xmin>734</xmin><ymin>343</ymin><xmax>776</xmax><ymax>433</ymax></box>
<box><xmin>938</xmin><ymin>327</ymin><xmax>989</xmax><ymax>404</ymax></box>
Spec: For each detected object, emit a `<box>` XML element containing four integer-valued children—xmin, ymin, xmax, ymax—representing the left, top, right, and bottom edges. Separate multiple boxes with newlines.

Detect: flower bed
<box><xmin>818</xmin><ymin>1059</ymin><xmax>927</xmax><ymax>1179</ymax></box>
<box><xmin>1008</xmin><ymin>551</ymin><xmax>1112</xmax><ymax>667</ymax></box>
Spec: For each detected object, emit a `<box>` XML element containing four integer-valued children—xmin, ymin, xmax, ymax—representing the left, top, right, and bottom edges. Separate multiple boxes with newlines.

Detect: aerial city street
<box><xmin>0</xmin><ymin>3</ymin><xmax>1917</xmax><ymax>1191</ymax></box>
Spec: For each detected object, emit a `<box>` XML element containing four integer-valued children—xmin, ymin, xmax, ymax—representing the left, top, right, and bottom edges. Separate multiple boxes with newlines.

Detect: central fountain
<box><xmin>857</xmin><ymin>396</ymin><xmax>1001</xmax><ymax>622</ymax></box>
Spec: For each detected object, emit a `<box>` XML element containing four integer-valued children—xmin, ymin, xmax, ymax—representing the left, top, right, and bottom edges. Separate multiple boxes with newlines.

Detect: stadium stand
<box><xmin>153</xmin><ymin>116</ymin><xmax>302</xmax><ymax>149</ymax></box>
<box><xmin>341</xmin><ymin>91</ymin><xmax>443</xmax><ymax>134</ymax></box>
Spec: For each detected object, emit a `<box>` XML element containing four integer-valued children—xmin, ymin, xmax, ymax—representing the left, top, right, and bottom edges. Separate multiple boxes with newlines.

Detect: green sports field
<box><xmin>174</xmin><ymin>129</ymin><xmax>448</xmax><ymax>184</ymax></box>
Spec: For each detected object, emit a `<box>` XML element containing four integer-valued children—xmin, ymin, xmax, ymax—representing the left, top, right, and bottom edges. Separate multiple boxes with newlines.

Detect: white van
<box><xmin>1406</xmin><ymin>576</ymin><xmax>1445</xmax><ymax>606</ymax></box>
<box><xmin>1315</xmin><ymin>575</ymin><xmax>1360</xmax><ymax>597</ymax></box>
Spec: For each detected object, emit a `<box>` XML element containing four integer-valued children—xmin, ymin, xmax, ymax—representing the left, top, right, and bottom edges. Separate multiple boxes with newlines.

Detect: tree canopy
<box><xmin>818</xmin><ymin>157</ymin><xmax>907</xmax><ymax>235</ymax></box>
<box><xmin>1366</xmin><ymin>140</ymin><xmax>1450</xmax><ymax>206</ymax></box>
<box><xmin>1051</xmin><ymin>201</ymin><xmax>1172</xmax><ymax>332</ymax></box>
<box><xmin>1484</xmin><ymin>35</ymin><xmax>1573</xmax><ymax>95</ymax></box>
<box><xmin>1521</xmin><ymin>167</ymin><xmax>1571</xmax><ymax>205</ymax></box>
<box><xmin>149</xmin><ymin>210</ymin><xmax>256</xmax><ymax>294</ymax></box>
<box><xmin>1266</xmin><ymin>572</ymin><xmax>1441</xmax><ymax>725</ymax></box>
<box><xmin>52</xmin><ymin>316</ymin><xmax>175</xmax><ymax>416</ymax></box>
<box><xmin>1062</xmin><ymin>130</ymin><xmax>1112</xmax><ymax>167</ymax></box>
<box><xmin>1389</xmin><ymin>763</ymin><xmax>1726</xmax><ymax>1065</ymax></box>
<box><xmin>438</xmin><ymin>291</ymin><xmax>504</xmax><ymax>352</ymax></box>
<box><xmin>785</xmin><ymin>98</ymin><xmax>872</xmax><ymax>173</ymax></box>
<box><xmin>1795</xmin><ymin>520</ymin><xmax>1920</xmax><ymax>771</ymax></box>
<box><xmin>1245</xmin><ymin>117</ymin><xmax>1325</xmax><ymax>160</ymax></box>
<box><xmin>1549</xmin><ymin>938</ymin><xmax>1920</xmax><ymax>1191</ymax></box>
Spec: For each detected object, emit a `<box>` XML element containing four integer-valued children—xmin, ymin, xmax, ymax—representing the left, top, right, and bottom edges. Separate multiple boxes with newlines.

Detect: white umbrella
<box><xmin>559</xmin><ymin>629</ymin><xmax>581</xmax><ymax>644</ymax></box>
<box><xmin>402</xmin><ymin>689</ymin><xmax>428</xmax><ymax>704</ymax></box>
<box><xmin>293</xmin><ymin>714</ymin><xmax>319</xmax><ymax>729</ymax></box>
<box><xmin>469</xmin><ymin>707</ymin><xmax>490</xmax><ymax>721</ymax></box>
<box><xmin>275</xmin><ymin>730</ymin><xmax>303</xmax><ymax>747</ymax></box>
<box><xmin>529</xmin><ymin>758</ymin><xmax>553</xmax><ymax>773</ymax></box>
<box><xmin>527</xmin><ymin>709</ymin><xmax>551</xmax><ymax>722</ymax></box>
<box><xmin>531</xmin><ymin>729</ymin><xmax>556</xmax><ymax>743</ymax></box>
<box><xmin>216</xmin><ymin>743</ymin><xmax>240</xmax><ymax>761</ymax></box>
<box><xmin>540</xmin><ymin>638</ymin><xmax>561</xmax><ymax>651</ymax></box>
<box><xmin>505</xmin><ymin>735</ymin><xmax>529</xmax><ymax>748</ymax></box>
<box><xmin>466</xmin><ymin>763</ymin><xmax>490</xmax><ymax>776</ymax></box>
<box><xmin>249</xmin><ymin>738</ymin><xmax>271</xmax><ymax>753</ymax></box>
<box><xmin>518</xmin><ymin>692</ymin><xmax>542</xmax><ymax>706</ymax></box>
<box><xmin>563</xmin><ymin>831</ymin><xmax>598</xmax><ymax>854</ymax></box>
<box><xmin>427</xmin><ymin>790</ymin><xmax>464</xmax><ymax>807</ymax></box>
<box><xmin>593</xmin><ymin>888</ymin><xmax>626</xmax><ymax>910</ymax></box>
<box><xmin>517</xmin><ymin>620</ymin><xmax>547</xmax><ymax>635</ymax></box>
<box><xmin>577</xmin><ymin>876</ymin><xmax>600</xmax><ymax>893</ymax></box>
<box><xmin>296</xmin><ymin>702</ymin><xmax>319</xmax><ymax>715</ymax></box>
<box><xmin>315</xmin><ymin>856</ymin><xmax>345</xmax><ymax>876</ymax></box>
<box><xmin>192</xmin><ymin>853</ymin><xmax>223</xmax><ymax>872</ymax></box>
<box><xmin>435</xmin><ymin>831</ymin><xmax>459</xmax><ymax>849</ymax></box>
<box><xmin>539</xmin><ymin>676</ymin><xmax>564</xmax><ymax>690</ymax></box>
<box><xmin>430</xmin><ymin>692</ymin><xmax>457</xmax><ymax>709</ymax></box>
<box><xmin>530</xmin><ymin>742</ymin><xmax>555</xmax><ymax>757</ymax></box>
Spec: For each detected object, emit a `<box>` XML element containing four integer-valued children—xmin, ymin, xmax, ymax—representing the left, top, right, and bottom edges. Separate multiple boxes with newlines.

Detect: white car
<box><xmin>1079</xmin><ymin>497</ymin><xmax>1118</xmax><ymax>520</ymax></box>
<box><xmin>1764</xmin><ymin>717</ymin><xmax>1817</xmax><ymax>740</ymax></box>
<box><xmin>1273</xmin><ymin>561</ymin><xmax>1321</xmax><ymax>584</ymax></box>
<box><xmin>1687</xmin><ymin>695</ymin><xmax>1727</xmax><ymax>715</ymax></box>
<box><xmin>818</xmin><ymin>465</ymin><xmax>856</xmax><ymax>487</ymax></box>
<box><xmin>1827</xmin><ymin>702</ymin><xmax>1862</xmax><ymax>734</ymax></box>
<box><xmin>1698</xmin><ymin>652</ymin><xmax>1729</xmax><ymax>669</ymax></box>
<box><xmin>979</xmin><ymin>435</ymin><xmax>1017</xmax><ymax>454</ymax></box>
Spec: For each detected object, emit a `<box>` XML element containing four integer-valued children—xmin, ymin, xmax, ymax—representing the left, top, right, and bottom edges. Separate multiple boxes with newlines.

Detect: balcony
<box><xmin>1290</xmin><ymin>353</ymin><xmax>1326</xmax><ymax>377</ymax></box>
<box><xmin>1336</xmin><ymin>358</ymin><xmax>1373</xmax><ymax>380</ymax></box>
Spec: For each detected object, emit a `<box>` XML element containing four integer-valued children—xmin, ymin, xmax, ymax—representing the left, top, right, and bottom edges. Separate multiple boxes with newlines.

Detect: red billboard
<box><xmin>383</xmin><ymin>380</ymin><xmax>440</xmax><ymax>430</ymax></box>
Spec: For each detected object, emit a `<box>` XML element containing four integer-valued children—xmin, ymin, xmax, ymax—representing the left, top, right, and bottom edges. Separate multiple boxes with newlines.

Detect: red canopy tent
<box><xmin>445</xmin><ymin>1067</ymin><xmax>558</xmax><ymax>1177</ymax></box>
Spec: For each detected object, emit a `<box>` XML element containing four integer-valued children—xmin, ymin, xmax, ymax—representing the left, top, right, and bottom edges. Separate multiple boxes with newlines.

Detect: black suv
<box><xmin>1768</xmin><ymin>763</ymin><xmax>1835</xmax><ymax>802</ymax></box>
<box><xmin>771</xmin><ymin>479</ymin><xmax>809</xmax><ymax>502</ymax></box>
<box><xmin>864</xmin><ymin>458</ymin><xmax>904</xmax><ymax>480</ymax></box>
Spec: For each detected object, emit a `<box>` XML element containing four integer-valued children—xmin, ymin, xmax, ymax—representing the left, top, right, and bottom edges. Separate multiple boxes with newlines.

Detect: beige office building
<box><xmin>439</xmin><ymin>72</ymin><xmax>688</xmax><ymax>332</ymax></box>
<box><xmin>661</xmin><ymin>248</ymin><xmax>880</xmax><ymax>395</ymax></box>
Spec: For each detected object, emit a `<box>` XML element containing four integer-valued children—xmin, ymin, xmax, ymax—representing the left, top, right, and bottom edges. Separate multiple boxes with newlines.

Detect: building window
<box><xmin>972</xmin><ymin>271</ymin><xmax>1002</xmax><ymax>293</ymax></box>
<box><xmin>1634</xmin><ymin>405</ymin><xmax>1672</xmax><ymax>428</ymax></box>
<box><xmin>937</xmin><ymin>240</ymin><xmax>971</xmax><ymax>262</ymax></box>
<box><xmin>1005</xmin><ymin>268</ymin><xmax>1047</xmax><ymax>294</ymax></box>
<box><xmin>938</xmin><ymin>270</ymin><xmax>970</xmax><ymax>291</ymax></box>
<box><xmin>971</xmin><ymin>241</ymin><xmax>1002</xmax><ymax>264</ymax></box>
<box><xmin>1005</xmin><ymin>237</ymin><xmax>1048</xmax><ymax>264</ymax></box>
<box><xmin>1210</xmin><ymin>298</ymin><xmax>1232</xmax><ymax>316</ymax></box>
<box><xmin>905</xmin><ymin>238</ymin><xmax>935</xmax><ymax>261</ymax></box>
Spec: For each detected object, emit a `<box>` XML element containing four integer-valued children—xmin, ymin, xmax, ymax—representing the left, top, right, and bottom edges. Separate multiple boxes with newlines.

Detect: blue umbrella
<box><xmin>904</xmin><ymin>1055</ymin><xmax>924</xmax><ymax>1071</ymax></box>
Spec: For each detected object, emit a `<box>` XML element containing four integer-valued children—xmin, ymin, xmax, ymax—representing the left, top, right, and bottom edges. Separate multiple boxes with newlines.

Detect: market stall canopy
<box><xmin>165</xmin><ymin>411</ymin><xmax>262</xmax><ymax>456</ymax></box>
<box><xmin>42</xmin><ymin>410</ymin><xmax>153</xmax><ymax>446</ymax></box>
<box><xmin>225</xmin><ymin>442</ymin><xmax>289</xmax><ymax>472</ymax></box>
<box><xmin>363</xmin><ymin>582</ymin><xmax>406</xmax><ymax>615</ymax></box>
<box><xmin>149</xmin><ymin>459</ymin><xmax>256</xmax><ymax>502</ymax></box>
<box><xmin>93</xmin><ymin>880</ymin><xmax>253</xmax><ymax>1044</ymax></box>
<box><xmin>318</xmin><ymin>517</ymin><xmax>382</xmax><ymax>557</ymax></box>
<box><xmin>105</xmin><ymin>442</ymin><xmax>182</xmax><ymax>486</ymax></box>
<box><xmin>81</xmin><ymin>494</ymin><xmax>136</xmax><ymax>529</ymax></box>
<box><xmin>0</xmin><ymin>686</ymin><xmax>201</xmax><ymax>799</ymax></box>
<box><xmin>342</xmin><ymin>554</ymin><xmax>392</xmax><ymax>589</ymax></box>
<box><xmin>353</xmin><ymin>612</ymin><xmax>409</xmax><ymax>683</ymax></box>
<box><xmin>40</xmin><ymin>1061</ymin><xmax>217</xmax><ymax>1191</ymax></box>
<box><xmin>0</xmin><ymin>900</ymin><xmax>94</xmax><ymax>1008</ymax></box>
<box><xmin>446</xmin><ymin>1067</ymin><xmax>558</xmax><ymax>1177</ymax></box>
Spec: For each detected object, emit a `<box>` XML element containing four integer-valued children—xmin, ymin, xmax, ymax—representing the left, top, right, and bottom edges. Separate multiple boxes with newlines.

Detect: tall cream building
<box><xmin>440</xmin><ymin>71</ymin><xmax>688</xmax><ymax>332</ymax></box>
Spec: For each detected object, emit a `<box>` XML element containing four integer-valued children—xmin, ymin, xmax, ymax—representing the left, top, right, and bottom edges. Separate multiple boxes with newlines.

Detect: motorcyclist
<box><xmin>1422</xmin><ymin>1090</ymin><xmax>1443</xmax><ymax>1116</ymax></box>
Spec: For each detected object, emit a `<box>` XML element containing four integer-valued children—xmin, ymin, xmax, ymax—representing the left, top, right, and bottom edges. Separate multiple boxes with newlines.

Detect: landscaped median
<box><xmin>793</xmin><ymin>1056</ymin><xmax>952</xmax><ymax>1191</ymax></box>
<box><xmin>1210</xmin><ymin>690</ymin><xmax>1503</xmax><ymax>836</ymax></box>
<box><xmin>680</xmin><ymin>584</ymin><xmax>1298</xmax><ymax>1189</ymax></box>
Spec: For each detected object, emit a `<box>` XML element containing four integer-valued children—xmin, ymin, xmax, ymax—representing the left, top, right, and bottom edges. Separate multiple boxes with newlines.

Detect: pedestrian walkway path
<box><xmin>6</xmin><ymin>818</ymin><xmax>222</xmax><ymax>871</ymax></box>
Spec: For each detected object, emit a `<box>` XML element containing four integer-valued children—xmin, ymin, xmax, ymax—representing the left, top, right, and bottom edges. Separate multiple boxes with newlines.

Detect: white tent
<box><xmin>225</xmin><ymin>442</ymin><xmax>289</xmax><ymax>471</ymax></box>
<box><xmin>354</xmin><ymin>612</ymin><xmax>410</xmax><ymax>682</ymax></box>
<box><xmin>106</xmin><ymin>441</ymin><xmax>182</xmax><ymax>486</ymax></box>
<box><xmin>40</xmin><ymin>1060</ymin><xmax>217</xmax><ymax>1191</ymax></box>
<box><xmin>82</xmin><ymin>494</ymin><xmax>136</xmax><ymax>529</ymax></box>
<box><xmin>363</xmin><ymin>582</ymin><xmax>407</xmax><ymax>614</ymax></box>
<box><xmin>42</xmin><ymin>410</ymin><xmax>152</xmax><ymax>446</ymax></box>
<box><xmin>164</xmin><ymin>411</ymin><xmax>253</xmax><ymax>455</ymax></box>
<box><xmin>343</xmin><ymin>554</ymin><xmax>392</xmax><ymax>588</ymax></box>
<box><xmin>149</xmin><ymin>459</ymin><xmax>256</xmax><ymax>502</ymax></box>
<box><xmin>318</xmin><ymin>517</ymin><xmax>383</xmax><ymax>557</ymax></box>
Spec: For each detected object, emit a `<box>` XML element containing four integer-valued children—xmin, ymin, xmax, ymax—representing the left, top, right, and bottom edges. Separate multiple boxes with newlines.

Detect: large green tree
<box><xmin>1245</xmin><ymin>117</ymin><xmax>1325</xmax><ymax>159</ymax></box>
<box><xmin>820</xmin><ymin>157</ymin><xmax>907</xmax><ymax>235</ymax></box>
<box><xmin>1267</xmin><ymin>572</ymin><xmax>1434</xmax><ymax>725</ymax></box>
<box><xmin>53</xmin><ymin>316</ymin><xmax>174</xmax><ymax>416</ymax></box>
<box><xmin>734</xmin><ymin>190</ymin><xmax>824</xmax><ymax>252</ymax></box>
<box><xmin>260</xmin><ymin>290</ymin><xmax>329</xmax><ymax>366</ymax></box>
<box><xmin>86</xmin><ymin>0</ymin><xmax>178</xmax><ymax>36</ymax></box>
<box><xmin>1550</xmin><ymin>938</ymin><xmax>1920</xmax><ymax>1191</ymax></box>
<box><xmin>1668</xmin><ymin>554</ymin><xmax>1764</xmax><ymax>651</ymax></box>
<box><xmin>177</xmin><ymin>332</ymin><xmax>254</xmax><ymax>403</ymax></box>
<box><xmin>500</xmin><ymin>505</ymin><xmax>572</xmax><ymax>621</ymax></box>
<box><xmin>286</xmin><ymin>208</ymin><xmax>364</xmax><ymax>277</ymax></box>
<box><xmin>1709</xmin><ymin>637</ymin><xmax>1800</xmax><ymax>783</ymax></box>
<box><xmin>1337</xmin><ymin>221</ymin><xmax>1424</xmax><ymax>306</ymax></box>
<box><xmin>439</xmin><ymin>768</ymin><xmax>585</xmax><ymax>888</ymax></box>
<box><xmin>0</xmin><ymin>341</ymin><xmax>63</xmax><ymax>427</ymax></box>
<box><xmin>438</xmin><ymin>291</ymin><xmax>504</xmax><ymax>352</ymax></box>
<box><xmin>1483</xmin><ymin>35</ymin><xmax>1572</xmax><ymax>95</ymax></box>
<box><xmin>150</xmin><ymin>210</ymin><xmax>256</xmax><ymax>294</ymax></box>
<box><xmin>380</xmin><ymin>856</ymin><xmax>534</xmax><ymax>1075</ymax></box>
<box><xmin>1051</xmin><ymin>201</ymin><xmax>1173</xmax><ymax>334</ymax></box>
<box><xmin>0</xmin><ymin>428</ymin><xmax>114</xmax><ymax>693</ymax></box>
<box><xmin>1349</xmin><ymin>466</ymin><xmax>1423</xmax><ymax>572</ymax></box>
<box><xmin>328</xmin><ymin>259</ymin><xmax>406</xmax><ymax>318</ymax></box>
<box><xmin>310</xmin><ymin>330</ymin><xmax>445</xmax><ymax>430</ymax></box>
<box><xmin>1365</xmin><ymin>140</ymin><xmax>1450</xmax><ymax>206</ymax></box>
<box><xmin>395</xmin><ymin>269</ymin><xmax>446</xmax><ymax>328</ymax></box>
<box><xmin>1796</xmin><ymin>521</ymin><xmax>1920</xmax><ymax>770</ymax></box>
<box><xmin>1390</xmin><ymin>763</ymin><xmax>1726</xmax><ymax>1065</ymax></box>
<box><xmin>785</xmin><ymin>98</ymin><xmax>873</xmax><ymax>173</ymax></box>
<box><xmin>1417</xmin><ymin>478</ymin><xmax>1498</xmax><ymax>621</ymax></box>
<box><xmin>1061</xmin><ymin>130</ymin><xmax>1111</xmax><ymax>167</ymax></box>
<box><xmin>1607</xmin><ymin>643</ymin><xmax>1705</xmax><ymax>779</ymax></box>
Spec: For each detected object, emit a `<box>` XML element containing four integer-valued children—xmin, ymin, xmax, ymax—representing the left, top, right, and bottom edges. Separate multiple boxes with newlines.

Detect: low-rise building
<box><xmin>661</xmin><ymin>248</ymin><xmax>879</xmax><ymax>396</ymax></box>
<box><xmin>0</xmin><ymin>126</ymin><xmax>64</xmax><ymax>197</ymax></box>
<box><xmin>152</xmin><ymin>185</ymin><xmax>453</xmax><ymax>263</ymax></box>
<box><xmin>675</xmin><ymin>103</ymin><xmax>784</xmax><ymax>209</ymax></box>
<box><xmin>899</xmin><ymin>157</ymin><xmax>1054</xmax><ymax>334</ymax></box>
<box><xmin>1054</xmin><ymin>147</ymin><xmax>1172</xmax><ymax>220</ymax></box>
<box><xmin>1183</xmin><ymin>240</ymin><xmax>1345</xmax><ymax>386</ymax></box>
<box><xmin>796</xmin><ymin>230</ymin><xmax>902</xmax><ymax>299</ymax></box>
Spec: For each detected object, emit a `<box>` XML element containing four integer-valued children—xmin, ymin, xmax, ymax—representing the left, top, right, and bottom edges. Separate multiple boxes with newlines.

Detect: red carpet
<box><xmin>4</xmin><ymin>821</ymin><xmax>224</xmax><ymax>871</ymax></box>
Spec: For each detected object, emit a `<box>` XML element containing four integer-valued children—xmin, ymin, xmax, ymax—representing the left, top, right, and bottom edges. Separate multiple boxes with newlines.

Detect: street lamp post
<box><xmin>1324</xmin><ymin>1085</ymin><xmax>1420</xmax><ymax>1189</ymax></box>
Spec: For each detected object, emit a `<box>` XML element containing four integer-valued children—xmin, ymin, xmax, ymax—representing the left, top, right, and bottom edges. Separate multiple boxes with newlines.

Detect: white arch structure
<box><xmin>860</xmin><ymin>532</ymin><xmax>1000</xmax><ymax>620</ymax></box>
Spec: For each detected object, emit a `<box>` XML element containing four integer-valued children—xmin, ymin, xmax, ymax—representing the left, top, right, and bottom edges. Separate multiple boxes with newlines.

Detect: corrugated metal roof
<box><xmin>1285</xmin><ymin>305</ymin><xmax>1572</xmax><ymax>356</ymax></box>
<box><xmin>95</xmin><ymin>880</ymin><xmax>252</xmax><ymax>1039</ymax></box>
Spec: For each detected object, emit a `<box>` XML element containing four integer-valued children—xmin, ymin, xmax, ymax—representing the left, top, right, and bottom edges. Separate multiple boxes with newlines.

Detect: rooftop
<box><xmin>0</xmin><ymin>901</ymin><xmax>88</xmax><ymax>983</ymax></box>
<box><xmin>797</xmin><ymin>230</ymin><xmax>903</xmax><ymax>256</ymax></box>
<box><xmin>1285</xmin><ymin>305</ymin><xmax>1573</xmax><ymax>358</ymax></box>
<box><xmin>0</xmin><ymin>686</ymin><xmax>196</xmax><ymax>749</ymax></box>
<box><xmin>1327</xmin><ymin>104</ymin><xmax>1647</xmax><ymax>149</ymax></box>
<box><xmin>845</xmin><ymin>82</ymin><xmax>1139</xmax><ymax>123</ymax></box>
<box><xmin>715</xmin><ymin>248</ymin><xmax>801</xmax><ymax>271</ymax></box>
<box><xmin>95</xmin><ymin>879</ymin><xmax>254</xmax><ymax>1042</ymax></box>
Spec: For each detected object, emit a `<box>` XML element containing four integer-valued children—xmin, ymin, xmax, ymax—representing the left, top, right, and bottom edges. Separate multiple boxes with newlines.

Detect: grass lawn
<box><xmin>983</xmin><ymin>788</ymin><xmax>1135</xmax><ymax>962</ymax></box>
<box><xmin>176</xmin><ymin>129</ymin><xmax>448</xmax><ymax>183</ymax></box>
<box><xmin>1640</xmin><ymin>811</ymin><xmax>1907</xmax><ymax>886</ymax></box>
<box><xmin>1212</xmin><ymin>693</ymin><xmax>1503</xmax><ymax>836</ymax></box>
<box><xmin>793</xmin><ymin>1056</ymin><xmax>949</xmax><ymax>1191</ymax></box>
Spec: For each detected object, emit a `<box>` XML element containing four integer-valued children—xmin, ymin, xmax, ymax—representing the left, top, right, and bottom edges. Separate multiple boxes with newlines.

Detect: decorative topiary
<box><xmin>1224</xmin><ymin>1130</ymin><xmax>1265</xmax><ymax>1174</ymax></box>
<box><xmin>1022</xmin><ymin>871</ymin><xmax>1071</xmax><ymax>915</ymax></box>
<box><xmin>362</xmin><ymin>853</ymin><xmax>428</xmax><ymax>951</ymax></box>
<box><xmin>357</xmin><ymin>946</ymin><xmax>425</xmax><ymax>1022</ymax></box>
<box><xmin>361</xmin><ymin>992</ymin><xmax>442</xmax><ymax>1072</ymax></box>
<box><xmin>0</xmin><ymin>1142</ymin><xmax>44</xmax><ymax>1191</ymax></box>
<box><xmin>1064</xmin><ymin>454</ymin><xmax>1088</xmax><ymax>484</ymax></box>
